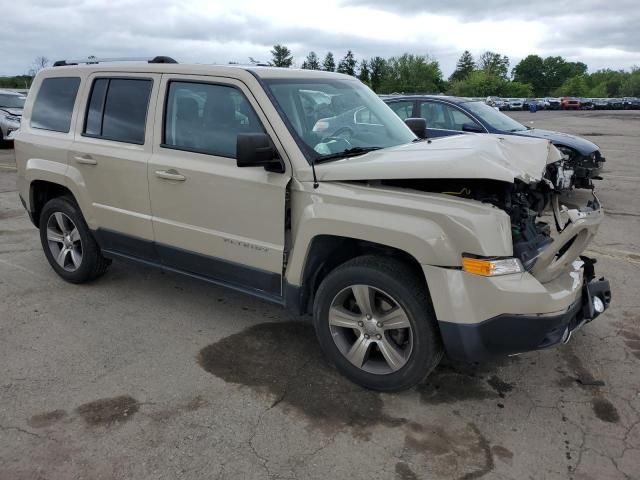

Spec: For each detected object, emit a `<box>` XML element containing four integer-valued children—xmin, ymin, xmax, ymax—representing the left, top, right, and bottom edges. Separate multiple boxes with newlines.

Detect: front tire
<box><xmin>313</xmin><ymin>255</ymin><xmax>443</xmax><ymax>392</ymax></box>
<box><xmin>39</xmin><ymin>196</ymin><xmax>110</xmax><ymax>283</ymax></box>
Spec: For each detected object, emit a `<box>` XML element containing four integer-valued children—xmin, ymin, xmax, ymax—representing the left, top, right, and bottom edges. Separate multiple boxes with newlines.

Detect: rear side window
<box><xmin>83</xmin><ymin>78</ymin><xmax>152</xmax><ymax>144</ymax></box>
<box><xmin>162</xmin><ymin>81</ymin><xmax>265</xmax><ymax>158</ymax></box>
<box><xmin>31</xmin><ymin>77</ymin><xmax>81</xmax><ymax>133</ymax></box>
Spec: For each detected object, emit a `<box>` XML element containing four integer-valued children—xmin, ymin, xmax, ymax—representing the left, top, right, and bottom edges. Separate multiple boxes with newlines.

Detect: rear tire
<box><xmin>313</xmin><ymin>255</ymin><xmax>443</xmax><ymax>392</ymax></box>
<box><xmin>39</xmin><ymin>196</ymin><xmax>110</xmax><ymax>283</ymax></box>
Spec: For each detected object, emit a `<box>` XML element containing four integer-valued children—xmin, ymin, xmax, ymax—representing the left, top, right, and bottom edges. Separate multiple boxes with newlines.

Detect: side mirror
<box><xmin>462</xmin><ymin>122</ymin><xmax>484</xmax><ymax>133</ymax></box>
<box><xmin>236</xmin><ymin>133</ymin><xmax>284</xmax><ymax>173</ymax></box>
<box><xmin>404</xmin><ymin>117</ymin><xmax>427</xmax><ymax>139</ymax></box>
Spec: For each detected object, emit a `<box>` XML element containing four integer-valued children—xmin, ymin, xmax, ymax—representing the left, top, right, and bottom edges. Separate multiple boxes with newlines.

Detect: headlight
<box><xmin>5</xmin><ymin>115</ymin><xmax>21</xmax><ymax>123</ymax></box>
<box><xmin>462</xmin><ymin>256</ymin><xmax>524</xmax><ymax>276</ymax></box>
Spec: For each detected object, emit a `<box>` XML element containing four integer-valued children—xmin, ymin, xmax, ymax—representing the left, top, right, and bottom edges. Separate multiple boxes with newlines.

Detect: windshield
<box><xmin>464</xmin><ymin>101</ymin><xmax>527</xmax><ymax>132</ymax></box>
<box><xmin>263</xmin><ymin>78</ymin><xmax>416</xmax><ymax>161</ymax></box>
<box><xmin>0</xmin><ymin>94</ymin><xmax>26</xmax><ymax>109</ymax></box>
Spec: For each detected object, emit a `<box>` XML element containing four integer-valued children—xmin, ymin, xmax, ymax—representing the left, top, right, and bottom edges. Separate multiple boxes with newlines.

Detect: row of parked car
<box><xmin>486</xmin><ymin>96</ymin><xmax>640</xmax><ymax>111</ymax></box>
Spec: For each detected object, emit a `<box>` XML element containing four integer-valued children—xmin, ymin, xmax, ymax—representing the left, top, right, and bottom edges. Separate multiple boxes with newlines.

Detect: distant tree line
<box><xmin>271</xmin><ymin>45</ymin><xmax>640</xmax><ymax>98</ymax></box>
<box><xmin>2</xmin><ymin>50</ymin><xmax>639</xmax><ymax>98</ymax></box>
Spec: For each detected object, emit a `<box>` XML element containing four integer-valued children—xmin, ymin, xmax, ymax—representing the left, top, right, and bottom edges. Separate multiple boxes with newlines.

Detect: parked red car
<box><xmin>561</xmin><ymin>97</ymin><xmax>581</xmax><ymax>110</ymax></box>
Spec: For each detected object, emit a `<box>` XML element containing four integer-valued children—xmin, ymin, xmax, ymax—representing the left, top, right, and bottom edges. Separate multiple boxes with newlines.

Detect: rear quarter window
<box><xmin>31</xmin><ymin>77</ymin><xmax>81</xmax><ymax>133</ymax></box>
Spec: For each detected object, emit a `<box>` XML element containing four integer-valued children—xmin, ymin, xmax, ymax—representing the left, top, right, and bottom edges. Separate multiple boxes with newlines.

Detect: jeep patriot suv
<box><xmin>15</xmin><ymin>57</ymin><xmax>611</xmax><ymax>391</ymax></box>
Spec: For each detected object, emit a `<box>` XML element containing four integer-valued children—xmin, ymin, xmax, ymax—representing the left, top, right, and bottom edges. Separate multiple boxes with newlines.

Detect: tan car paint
<box><xmin>16</xmin><ymin>71</ymin><xmax>86</xmax><ymax>217</ymax></box>
<box><xmin>67</xmin><ymin>72</ymin><xmax>162</xmax><ymax>241</ymax></box>
<box><xmin>284</xmin><ymin>179</ymin><xmax>513</xmax><ymax>285</ymax></box>
<box><xmin>423</xmin><ymin>260</ymin><xmax>586</xmax><ymax>325</ymax></box>
<box><xmin>15</xmin><ymin>63</ymin><xmax>603</xmax><ymax>327</ymax></box>
<box><xmin>147</xmin><ymin>74</ymin><xmax>290</xmax><ymax>275</ymax></box>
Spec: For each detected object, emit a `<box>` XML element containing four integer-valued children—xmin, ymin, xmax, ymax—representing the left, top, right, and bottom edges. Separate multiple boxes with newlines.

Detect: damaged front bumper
<box><xmin>427</xmin><ymin>189</ymin><xmax>612</xmax><ymax>362</ymax></box>
<box><xmin>438</xmin><ymin>257</ymin><xmax>611</xmax><ymax>362</ymax></box>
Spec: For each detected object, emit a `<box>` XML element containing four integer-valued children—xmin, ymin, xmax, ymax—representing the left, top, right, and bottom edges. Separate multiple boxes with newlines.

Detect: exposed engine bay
<box><xmin>381</xmin><ymin>168</ymin><xmax>601</xmax><ymax>273</ymax></box>
<box><xmin>554</xmin><ymin>146</ymin><xmax>604</xmax><ymax>189</ymax></box>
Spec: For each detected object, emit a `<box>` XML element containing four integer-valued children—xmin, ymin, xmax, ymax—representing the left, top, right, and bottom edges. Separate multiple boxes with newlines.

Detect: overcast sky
<box><xmin>1</xmin><ymin>0</ymin><xmax>638</xmax><ymax>77</ymax></box>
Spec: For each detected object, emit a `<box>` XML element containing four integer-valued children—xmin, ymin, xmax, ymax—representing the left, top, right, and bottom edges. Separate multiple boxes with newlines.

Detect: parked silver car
<box><xmin>506</xmin><ymin>98</ymin><xmax>524</xmax><ymax>110</ymax></box>
<box><xmin>0</xmin><ymin>89</ymin><xmax>26</xmax><ymax>141</ymax></box>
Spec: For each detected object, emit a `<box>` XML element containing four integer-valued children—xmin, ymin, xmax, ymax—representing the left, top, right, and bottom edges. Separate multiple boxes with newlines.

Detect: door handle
<box><xmin>155</xmin><ymin>169</ymin><xmax>186</xmax><ymax>181</ymax></box>
<box><xmin>74</xmin><ymin>154</ymin><xmax>97</xmax><ymax>165</ymax></box>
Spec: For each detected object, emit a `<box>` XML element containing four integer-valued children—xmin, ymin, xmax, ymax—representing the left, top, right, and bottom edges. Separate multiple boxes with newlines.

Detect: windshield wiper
<box><xmin>315</xmin><ymin>146</ymin><xmax>382</xmax><ymax>164</ymax></box>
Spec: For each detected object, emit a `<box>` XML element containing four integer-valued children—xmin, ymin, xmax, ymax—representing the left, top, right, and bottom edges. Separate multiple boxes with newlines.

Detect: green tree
<box><xmin>587</xmin><ymin>69</ymin><xmax>628</xmax><ymax>97</ymax></box>
<box><xmin>301</xmin><ymin>51</ymin><xmax>321</xmax><ymax>70</ymax></box>
<box><xmin>541</xmin><ymin>56</ymin><xmax>587</xmax><ymax>95</ymax></box>
<box><xmin>337</xmin><ymin>50</ymin><xmax>357</xmax><ymax>76</ymax></box>
<box><xmin>449</xmin><ymin>50</ymin><xmax>475</xmax><ymax>82</ymax></box>
<box><xmin>378</xmin><ymin>54</ymin><xmax>443</xmax><ymax>94</ymax></box>
<box><xmin>447</xmin><ymin>70</ymin><xmax>532</xmax><ymax>97</ymax></box>
<box><xmin>322</xmin><ymin>52</ymin><xmax>336</xmax><ymax>72</ymax></box>
<box><xmin>502</xmin><ymin>81</ymin><xmax>535</xmax><ymax>97</ymax></box>
<box><xmin>620</xmin><ymin>70</ymin><xmax>640</xmax><ymax>96</ymax></box>
<box><xmin>358</xmin><ymin>60</ymin><xmax>371</xmax><ymax>85</ymax></box>
<box><xmin>479</xmin><ymin>51</ymin><xmax>510</xmax><ymax>79</ymax></box>
<box><xmin>589</xmin><ymin>82</ymin><xmax>609</xmax><ymax>98</ymax></box>
<box><xmin>554</xmin><ymin>75</ymin><xmax>589</xmax><ymax>97</ymax></box>
<box><xmin>270</xmin><ymin>44</ymin><xmax>293</xmax><ymax>68</ymax></box>
<box><xmin>368</xmin><ymin>57</ymin><xmax>387</xmax><ymax>92</ymax></box>
<box><xmin>512</xmin><ymin>55</ymin><xmax>545</xmax><ymax>95</ymax></box>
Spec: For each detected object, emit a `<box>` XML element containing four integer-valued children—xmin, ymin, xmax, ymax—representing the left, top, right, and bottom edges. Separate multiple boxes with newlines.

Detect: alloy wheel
<box><xmin>328</xmin><ymin>284</ymin><xmax>413</xmax><ymax>375</ymax></box>
<box><xmin>46</xmin><ymin>212</ymin><xmax>83</xmax><ymax>272</ymax></box>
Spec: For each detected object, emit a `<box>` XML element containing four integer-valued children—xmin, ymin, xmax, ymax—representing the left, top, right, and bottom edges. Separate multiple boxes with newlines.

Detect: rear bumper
<box><xmin>438</xmin><ymin>268</ymin><xmax>611</xmax><ymax>362</ymax></box>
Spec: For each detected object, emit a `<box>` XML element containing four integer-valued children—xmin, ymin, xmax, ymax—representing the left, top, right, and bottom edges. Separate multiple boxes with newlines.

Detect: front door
<box><xmin>148</xmin><ymin>75</ymin><xmax>290</xmax><ymax>299</ymax></box>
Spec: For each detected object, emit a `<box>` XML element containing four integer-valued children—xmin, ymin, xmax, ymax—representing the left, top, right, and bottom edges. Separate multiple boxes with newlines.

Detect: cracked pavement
<box><xmin>1</xmin><ymin>110</ymin><xmax>639</xmax><ymax>479</ymax></box>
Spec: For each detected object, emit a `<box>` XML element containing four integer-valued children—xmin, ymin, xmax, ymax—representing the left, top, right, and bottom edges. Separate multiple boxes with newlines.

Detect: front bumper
<box><xmin>438</xmin><ymin>260</ymin><xmax>611</xmax><ymax>362</ymax></box>
<box><xmin>6</xmin><ymin>128</ymin><xmax>18</xmax><ymax>140</ymax></box>
<box><xmin>1</xmin><ymin>117</ymin><xmax>20</xmax><ymax>140</ymax></box>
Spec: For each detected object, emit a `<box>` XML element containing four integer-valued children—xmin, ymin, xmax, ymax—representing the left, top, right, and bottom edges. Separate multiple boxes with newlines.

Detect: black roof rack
<box><xmin>53</xmin><ymin>56</ymin><xmax>177</xmax><ymax>67</ymax></box>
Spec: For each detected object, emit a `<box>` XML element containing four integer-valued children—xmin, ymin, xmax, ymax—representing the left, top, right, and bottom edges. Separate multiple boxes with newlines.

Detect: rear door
<box><xmin>70</xmin><ymin>72</ymin><xmax>160</xmax><ymax>260</ymax></box>
<box><xmin>148</xmin><ymin>74</ymin><xmax>290</xmax><ymax>299</ymax></box>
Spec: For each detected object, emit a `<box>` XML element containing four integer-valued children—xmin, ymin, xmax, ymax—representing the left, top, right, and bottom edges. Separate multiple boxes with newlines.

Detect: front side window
<box><xmin>463</xmin><ymin>101</ymin><xmax>527</xmax><ymax>132</ymax></box>
<box><xmin>263</xmin><ymin>79</ymin><xmax>415</xmax><ymax>161</ymax></box>
<box><xmin>31</xmin><ymin>77</ymin><xmax>81</xmax><ymax>133</ymax></box>
<box><xmin>163</xmin><ymin>81</ymin><xmax>265</xmax><ymax>158</ymax></box>
<box><xmin>83</xmin><ymin>78</ymin><xmax>152</xmax><ymax>144</ymax></box>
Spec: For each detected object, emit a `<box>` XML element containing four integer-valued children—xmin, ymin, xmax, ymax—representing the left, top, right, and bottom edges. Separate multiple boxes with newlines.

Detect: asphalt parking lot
<box><xmin>1</xmin><ymin>111</ymin><xmax>639</xmax><ymax>480</ymax></box>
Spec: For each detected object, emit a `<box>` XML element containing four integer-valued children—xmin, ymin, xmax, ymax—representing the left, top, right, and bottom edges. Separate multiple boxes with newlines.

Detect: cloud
<box><xmin>0</xmin><ymin>0</ymin><xmax>638</xmax><ymax>77</ymax></box>
<box><xmin>344</xmin><ymin>0</ymin><xmax>640</xmax><ymax>53</ymax></box>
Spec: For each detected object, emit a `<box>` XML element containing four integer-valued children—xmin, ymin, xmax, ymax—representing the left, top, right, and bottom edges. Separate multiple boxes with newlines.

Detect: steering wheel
<box><xmin>326</xmin><ymin>126</ymin><xmax>354</xmax><ymax>142</ymax></box>
<box><xmin>322</xmin><ymin>127</ymin><xmax>354</xmax><ymax>151</ymax></box>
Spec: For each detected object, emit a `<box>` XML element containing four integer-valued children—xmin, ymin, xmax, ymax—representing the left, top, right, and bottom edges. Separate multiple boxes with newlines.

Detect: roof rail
<box><xmin>53</xmin><ymin>56</ymin><xmax>178</xmax><ymax>67</ymax></box>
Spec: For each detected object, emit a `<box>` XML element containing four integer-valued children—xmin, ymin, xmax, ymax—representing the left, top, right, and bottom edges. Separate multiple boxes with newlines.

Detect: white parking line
<box><xmin>0</xmin><ymin>257</ymin><xmax>48</xmax><ymax>278</ymax></box>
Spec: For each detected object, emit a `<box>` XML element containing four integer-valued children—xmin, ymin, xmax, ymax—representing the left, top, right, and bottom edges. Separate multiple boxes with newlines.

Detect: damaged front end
<box><xmin>383</xmin><ymin>173</ymin><xmax>612</xmax><ymax>330</ymax></box>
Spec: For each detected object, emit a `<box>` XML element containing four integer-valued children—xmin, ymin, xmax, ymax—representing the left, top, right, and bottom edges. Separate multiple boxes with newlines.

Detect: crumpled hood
<box><xmin>0</xmin><ymin>108</ymin><xmax>23</xmax><ymax>117</ymax></box>
<box><xmin>513</xmin><ymin>128</ymin><xmax>598</xmax><ymax>156</ymax></box>
<box><xmin>316</xmin><ymin>134</ymin><xmax>561</xmax><ymax>184</ymax></box>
